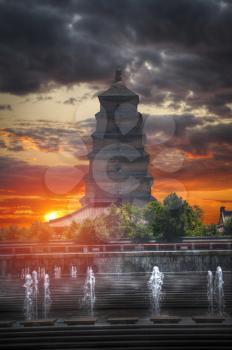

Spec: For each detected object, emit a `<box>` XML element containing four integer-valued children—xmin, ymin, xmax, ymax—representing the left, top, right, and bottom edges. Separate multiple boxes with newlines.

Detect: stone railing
<box><xmin>0</xmin><ymin>239</ymin><xmax>231</xmax><ymax>255</ymax></box>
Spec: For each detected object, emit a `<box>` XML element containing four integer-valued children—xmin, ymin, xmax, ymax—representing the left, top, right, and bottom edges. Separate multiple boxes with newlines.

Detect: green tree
<box><xmin>73</xmin><ymin>218</ymin><xmax>106</xmax><ymax>244</ymax></box>
<box><xmin>224</xmin><ymin>217</ymin><xmax>232</xmax><ymax>235</ymax></box>
<box><xmin>203</xmin><ymin>223</ymin><xmax>218</xmax><ymax>236</ymax></box>
<box><xmin>183</xmin><ymin>204</ymin><xmax>204</xmax><ymax>237</ymax></box>
<box><xmin>104</xmin><ymin>205</ymin><xmax>122</xmax><ymax>240</ymax></box>
<box><xmin>143</xmin><ymin>200</ymin><xmax>166</xmax><ymax>240</ymax></box>
<box><xmin>118</xmin><ymin>204</ymin><xmax>153</xmax><ymax>243</ymax></box>
<box><xmin>163</xmin><ymin>193</ymin><xmax>204</xmax><ymax>240</ymax></box>
<box><xmin>94</xmin><ymin>215</ymin><xmax>111</xmax><ymax>242</ymax></box>
<box><xmin>161</xmin><ymin>193</ymin><xmax>186</xmax><ymax>241</ymax></box>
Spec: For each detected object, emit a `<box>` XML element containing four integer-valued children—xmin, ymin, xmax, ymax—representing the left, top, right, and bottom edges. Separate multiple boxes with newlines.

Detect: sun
<box><xmin>44</xmin><ymin>211</ymin><xmax>59</xmax><ymax>222</ymax></box>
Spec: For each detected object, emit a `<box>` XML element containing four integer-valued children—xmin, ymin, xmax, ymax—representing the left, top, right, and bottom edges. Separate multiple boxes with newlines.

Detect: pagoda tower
<box><xmin>49</xmin><ymin>69</ymin><xmax>154</xmax><ymax>227</ymax></box>
<box><xmin>81</xmin><ymin>68</ymin><xmax>153</xmax><ymax>207</ymax></box>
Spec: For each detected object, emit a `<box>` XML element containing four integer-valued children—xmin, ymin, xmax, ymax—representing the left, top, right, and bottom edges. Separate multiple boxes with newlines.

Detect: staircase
<box><xmin>0</xmin><ymin>323</ymin><xmax>232</xmax><ymax>349</ymax></box>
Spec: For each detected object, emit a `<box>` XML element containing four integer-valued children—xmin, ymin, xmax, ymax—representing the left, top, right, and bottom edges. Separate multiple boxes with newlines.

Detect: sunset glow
<box><xmin>44</xmin><ymin>212</ymin><xmax>59</xmax><ymax>222</ymax></box>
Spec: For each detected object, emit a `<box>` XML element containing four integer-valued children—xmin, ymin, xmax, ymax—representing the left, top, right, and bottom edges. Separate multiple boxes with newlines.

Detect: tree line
<box><xmin>0</xmin><ymin>193</ymin><xmax>231</xmax><ymax>242</ymax></box>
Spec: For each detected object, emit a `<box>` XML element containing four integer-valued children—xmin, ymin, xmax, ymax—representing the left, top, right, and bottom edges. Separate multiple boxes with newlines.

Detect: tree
<box><xmin>63</xmin><ymin>221</ymin><xmax>80</xmax><ymax>240</ymax></box>
<box><xmin>163</xmin><ymin>193</ymin><xmax>204</xmax><ymax>240</ymax></box>
<box><xmin>143</xmin><ymin>200</ymin><xmax>166</xmax><ymax>240</ymax></box>
<box><xmin>73</xmin><ymin>218</ymin><xmax>108</xmax><ymax>244</ymax></box>
<box><xmin>0</xmin><ymin>225</ymin><xmax>30</xmax><ymax>241</ymax></box>
<box><xmin>31</xmin><ymin>222</ymin><xmax>54</xmax><ymax>241</ymax></box>
<box><xmin>104</xmin><ymin>205</ymin><xmax>123</xmax><ymax>240</ymax></box>
<box><xmin>118</xmin><ymin>204</ymin><xmax>153</xmax><ymax>243</ymax></box>
<box><xmin>0</xmin><ymin>227</ymin><xmax>8</xmax><ymax>241</ymax></box>
<box><xmin>161</xmin><ymin>193</ymin><xmax>185</xmax><ymax>242</ymax></box>
<box><xmin>94</xmin><ymin>215</ymin><xmax>111</xmax><ymax>242</ymax></box>
<box><xmin>183</xmin><ymin>204</ymin><xmax>204</xmax><ymax>237</ymax></box>
<box><xmin>203</xmin><ymin>224</ymin><xmax>218</xmax><ymax>236</ymax></box>
<box><xmin>224</xmin><ymin>217</ymin><xmax>232</xmax><ymax>235</ymax></box>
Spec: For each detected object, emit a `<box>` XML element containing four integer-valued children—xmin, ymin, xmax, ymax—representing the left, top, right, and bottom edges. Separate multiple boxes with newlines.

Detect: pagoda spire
<box><xmin>114</xmin><ymin>66</ymin><xmax>122</xmax><ymax>83</ymax></box>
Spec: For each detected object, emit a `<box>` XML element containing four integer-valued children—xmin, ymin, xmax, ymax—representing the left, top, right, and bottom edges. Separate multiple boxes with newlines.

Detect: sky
<box><xmin>0</xmin><ymin>0</ymin><xmax>232</xmax><ymax>226</ymax></box>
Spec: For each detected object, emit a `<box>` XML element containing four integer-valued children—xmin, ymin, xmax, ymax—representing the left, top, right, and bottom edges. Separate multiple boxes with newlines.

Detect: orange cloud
<box><xmin>20</xmin><ymin>136</ymin><xmax>40</xmax><ymax>151</ymax></box>
<box><xmin>184</xmin><ymin>151</ymin><xmax>214</xmax><ymax>160</ymax></box>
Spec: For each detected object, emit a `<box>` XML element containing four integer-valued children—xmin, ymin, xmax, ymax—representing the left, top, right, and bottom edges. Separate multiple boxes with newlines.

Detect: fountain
<box><xmin>214</xmin><ymin>266</ymin><xmax>224</xmax><ymax>316</ymax></box>
<box><xmin>207</xmin><ymin>270</ymin><xmax>214</xmax><ymax>315</ymax></box>
<box><xmin>54</xmin><ymin>265</ymin><xmax>61</xmax><ymax>279</ymax></box>
<box><xmin>32</xmin><ymin>270</ymin><xmax>39</xmax><ymax>319</ymax></box>
<box><xmin>23</xmin><ymin>274</ymin><xmax>33</xmax><ymax>320</ymax></box>
<box><xmin>83</xmin><ymin>267</ymin><xmax>95</xmax><ymax>316</ymax></box>
<box><xmin>38</xmin><ymin>267</ymin><xmax>46</xmax><ymax>280</ymax></box>
<box><xmin>148</xmin><ymin>266</ymin><xmax>164</xmax><ymax>315</ymax></box>
<box><xmin>193</xmin><ymin>266</ymin><xmax>225</xmax><ymax>323</ymax></box>
<box><xmin>21</xmin><ymin>267</ymin><xmax>30</xmax><ymax>280</ymax></box>
<box><xmin>43</xmin><ymin>273</ymin><xmax>52</xmax><ymax>319</ymax></box>
<box><xmin>115</xmin><ymin>263</ymin><xmax>122</xmax><ymax>280</ymax></box>
<box><xmin>71</xmin><ymin>265</ymin><xmax>77</xmax><ymax>278</ymax></box>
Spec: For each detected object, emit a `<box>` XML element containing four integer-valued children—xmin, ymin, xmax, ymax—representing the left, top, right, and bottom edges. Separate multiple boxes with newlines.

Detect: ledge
<box><xmin>150</xmin><ymin>315</ymin><xmax>181</xmax><ymax>324</ymax></box>
<box><xmin>192</xmin><ymin>316</ymin><xmax>225</xmax><ymax>323</ymax></box>
<box><xmin>21</xmin><ymin>319</ymin><xmax>56</xmax><ymax>327</ymax></box>
<box><xmin>64</xmin><ymin>317</ymin><xmax>97</xmax><ymax>325</ymax></box>
<box><xmin>107</xmin><ymin>317</ymin><xmax>138</xmax><ymax>324</ymax></box>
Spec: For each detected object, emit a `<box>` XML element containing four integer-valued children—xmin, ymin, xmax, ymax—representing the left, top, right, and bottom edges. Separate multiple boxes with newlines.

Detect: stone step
<box><xmin>0</xmin><ymin>338</ymin><xmax>231</xmax><ymax>349</ymax></box>
<box><xmin>1</xmin><ymin>332</ymin><xmax>232</xmax><ymax>345</ymax></box>
<box><xmin>1</xmin><ymin>327</ymin><xmax>232</xmax><ymax>337</ymax></box>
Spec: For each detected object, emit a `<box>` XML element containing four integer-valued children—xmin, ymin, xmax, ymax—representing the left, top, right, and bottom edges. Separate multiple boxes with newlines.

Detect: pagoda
<box><xmin>82</xmin><ymin>68</ymin><xmax>153</xmax><ymax>207</ymax></box>
<box><xmin>49</xmin><ymin>69</ymin><xmax>153</xmax><ymax>227</ymax></box>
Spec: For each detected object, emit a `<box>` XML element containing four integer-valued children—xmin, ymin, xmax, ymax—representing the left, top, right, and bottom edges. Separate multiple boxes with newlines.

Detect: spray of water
<box><xmin>43</xmin><ymin>273</ymin><xmax>52</xmax><ymax>319</ymax></box>
<box><xmin>23</xmin><ymin>274</ymin><xmax>33</xmax><ymax>320</ymax></box>
<box><xmin>148</xmin><ymin>266</ymin><xmax>164</xmax><ymax>315</ymax></box>
<box><xmin>32</xmin><ymin>270</ymin><xmax>39</xmax><ymax>319</ymax></box>
<box><xmin>207</xmin><ymin>270</ymin><xmax>214</xmax><ymax>315</ymax></box>
<box><xmin>21</xmin><ymin>267</ymin><xmax>30</xmax><ymax>280</ymax></box>
<box><xmin>54</xmin><ymin>265</ymin><xmax>61</xmax><ymax>279</ymax></box>
<box><xmin>207</xmin><ymin>267</ymin><xmax>225</xmax><ymax>316</ymax></box>
<box><xmin>38</xmin><ymin>267</ymin><xmax>46</xmax><ymax>280</ymax></box>
<box><xmin>214</xmin><ymin>266</ymin><xmax>224</xmax><ymax>316</ymax></box>
<box><xmin>71</xmin><ymin>265</ymin><xmax>78</xmax><ymax>278</ymax></box>
<box><xmin>83</xmin><ymin>267</ymin><xmax>95</xmax><ymax>316</ymax></box>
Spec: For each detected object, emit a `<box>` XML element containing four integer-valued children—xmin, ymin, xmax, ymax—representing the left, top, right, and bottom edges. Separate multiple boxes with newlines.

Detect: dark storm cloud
<box><xmin>187</xmin><ymin>122</ymin><xmax>232</xmax><ymax>156</ymax></box>
<box><xmin>63</xmin><ymin>97</ymin><xmax>78</xmax><ymax>105</ymax></box>
<box><xmin>145</xmin><ymin>112</ymin><xmax>232</xmax><ymax>190</ymax></box>
<box><xmin>0</xmin><ymin>124</ymin><xmax>89</xmax><ymax>154</ymax></box>
<box><xmin>0</xmin><ymin>0</ymin><xmax>232</xmax><ymax>109</ymax></box>
<box><xmin>36</xmin><ymin>95</ymin><xmax>53</xmax><ymax>102</ymax></box>
<box><xmin>0</xmin><ymin>104</ymin><xmax>12</xmax><ymax>111</ymax></box>
<box><xmin>168</xmin><ymin>116</ymin><xmax>232</xmax><ymax>159</ymax></box>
